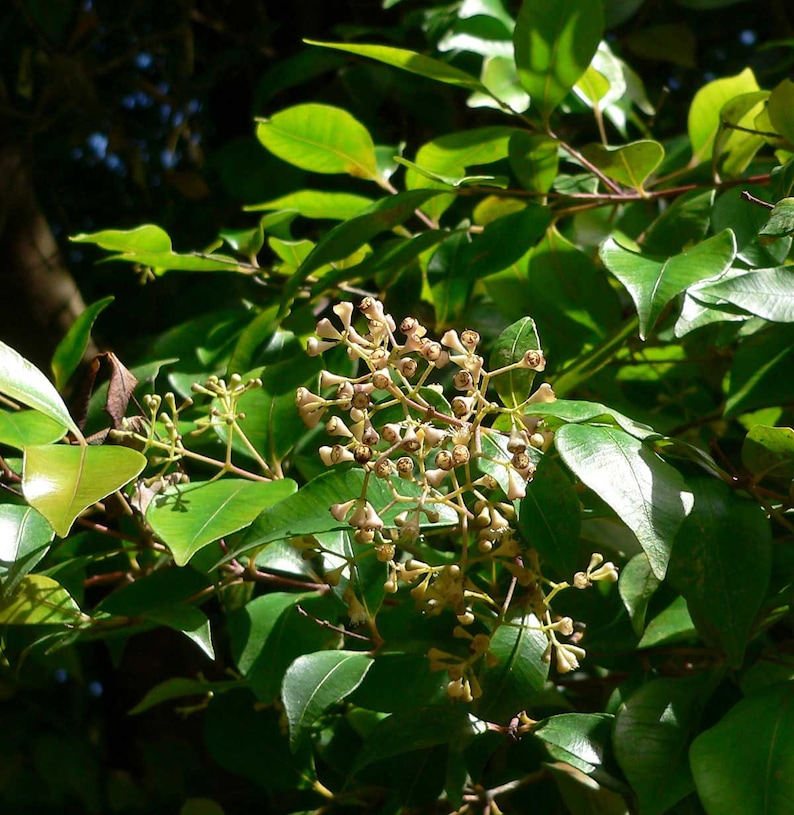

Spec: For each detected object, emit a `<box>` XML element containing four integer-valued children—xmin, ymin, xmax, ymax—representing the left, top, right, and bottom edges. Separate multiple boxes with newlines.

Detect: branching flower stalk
<box><xmin>296</xmin><ymin>298</ymin><xmax>619</xmax><ymax>701</ymax></box>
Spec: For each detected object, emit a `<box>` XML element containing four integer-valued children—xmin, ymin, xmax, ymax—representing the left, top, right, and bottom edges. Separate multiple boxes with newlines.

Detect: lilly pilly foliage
<box><xmin>3</xmin><ymin>1</ymin><xmax>794</xmax><ymax>813</ymax></box>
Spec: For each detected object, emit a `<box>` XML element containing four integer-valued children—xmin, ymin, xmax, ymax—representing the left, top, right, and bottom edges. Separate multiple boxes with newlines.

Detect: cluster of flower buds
<box><xmin>296</xmin><ymin>299</ymin><xmax>617</xmax><ymax>698</ymax></box>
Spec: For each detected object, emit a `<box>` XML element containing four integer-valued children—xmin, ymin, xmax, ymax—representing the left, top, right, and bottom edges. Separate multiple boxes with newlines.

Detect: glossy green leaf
<box><xmin>305</xmin><ymin>40</ymin><xmax>490</xmax><ymax>95</ymax></box>
<box><xmin>546</xmin><ymin>762</ymin><xmax>631</xmax><ymax>815</ymax></box>
<box><xmin>667</xmin><ymin>478</ymin><xmax>771</xmax><ymax>666</ymax></box>
<box><xmin>555</xmin><ymin>424</ymin><xmax>693</xmax><ymax>579</ymax></box>
<box><xmin>0</xmin><ymin>505</ymin><xmax>54</xmax><ymax>597</ymax></box>
<box><xmin>514</xmin><ymin>0</ymin><xmax>604</xmax><ymax>122</ymax></box>
<box><xmin>518</xmin><ymin>456</ymin><xmax>581</xmax><ymax>579</ymax></box>
<box><xmin>742</xmin><ymin>425</ymin><xmax>794</xmax><ymax>480</ymax></box>
<box><xmin>690</xmin><ymin>682</ymin><xmax>794</xmax><ymax>815</ymax></box>
<box><xmin>522</xmin><ymin>398</ymin><xmax>657</xmax><ymax>441</ymax></box>
<box><xmin>600</xmin><ymin>229</ymin><xmax>737</xmax><ymax>339</ymax></box>
<box><xmin>534</xmin><ymin>713</ymin><xmax>614</xmax><ymax>774</ymax></box>
<box><xmin>758</xmin><ymin>198</ymin><xmax>794</xmax><ymax>244</ymax></box>
<box><xmin>22</xmin><ymin>444</ymin><xmax>146</xmax><ymax>537</ymax></box>
<box><xmin>352</xmin><ymin>706</ymin><xmax>472</xmax><ymax>772</ymax></box>
<box><xmin>508</xmin><ymin>132</ymin><xmax>559</xmax><ymax>193</ymax></box>
<box><xmin>280</xmin><ymin>188</ymin><xmax>446</xmax><ymax>312</ymax></box>
<box><xmin>428</xmin><ymin>231</ymin><xmax>472</xmax><ymax>330</ymax></box>
<box><xmin>51</xmin><ymin>296</ymin><xmax>114</xmax><ymax>391</ymax></box>
<box><xmin>283</xmin><ymin>650</ymin><xmax>373</xmax><ymax>749</ymax></box>
<box><xmin>256</xmin><ymin>103</ymin><xmax>379</xmax><ymax>180</ymax></box>
<box><xmin>637</xmin><ymin>596</ymin><xmax>696</xmax><ymax>648</ymax></box>
<box><xmin>768</xmin><ymin>78</ymin><xmax>794</xmax><ymax>148</ymax></box>
<box><xmin>477</xmin><ymin>612</ymin><xmax>549</xmax><ymax>722</ymax></box>
<box><xmin>580</xmin><ymin>140</ymin><xmax>664</xmax><ymax>192</ymax></box>
<box><xmin>235</xmin><ymin>467</ymin><xmax>458</xmax><ymax>560</ymax></box>
<box><xmin>713</xmin><ymin>91</ymin><xmax>769</xmax><ymax>177</ymax></box>
<box><xmin>146</xmin><ymin>605</ymin><xmax>215</xmax><ymax>660</ymax></box>
<box><xmin>618</xmin><ymin>553</ymin><xmax>660</xmax><ymax>636</ymax></box>
<box><xmin>348</xmin><ymin>652</ymin><xmax>448</xmax><ymax>713</ymax></box>
<box><xmin>0</xmin><ymin>410</ymin><xmax>66</xmax><ymax>448</ymax></box>
<box><xmin>0</xmin><ymin>341</ymin><xmax>78</xmax><ymax>437</ymax></box>
<box><xmin>245</xmin><ymin>190</ymin><xmax>373</xmax><ymax>219</ymax></box>
<box><xmin>613</xmin><ymin>675</ymin><xmax>714</xmax><ymax>815</ymax></box>
<box><xmin>489</xmin><ymin>316</ymin><xmax>542</xmax><ymax>409</ymax></box>
<box><xmin>72</xmin><ymin>226</ymin><xmax>244</xmax><ymax>276</ymax></box>
<box><xmin>696</xmin><ymin>267</ymin><xmax>794</xmax><ymax>322</ymax></box>
<box><xmin>129</xmin><ymin>676</ymin><xmax>240</xmax><ymax>716</ymax></box>
<box><xmin>229</xmin><ymin>593</ymin><xmax>342</xmax><ymax>703</ymax></box>
<box><xmin>395</xmin><ymin>155</ymin><xmax>507</xmax><ymax>189</ymax></box>
<box><xmin>0</xmin><ymin>574</ymin><xmax>83</xmax><ymax>625</ymax></box>
<box><xmin>147</xmin><ymin>478</ymin><xmax>297</xmax><ymax>566</ymax></box>
<box><xmin>218</xmin><ymin>223</ymin><xmax>265</xmax><ymax>258</ymax></box>
<box><xmin>470</xmin><ymin>55</ymin><xmax>530</xmax><ymax>112</ymax></box>
<box><xmin>687</xmin><ymin>68</ymin><xmax>759</xmax><ymax>163</ymax></box>
<box><xmin>96</xmin><ymin>568</ymin><xmax>211</xmax><ymax>617</ymax></box>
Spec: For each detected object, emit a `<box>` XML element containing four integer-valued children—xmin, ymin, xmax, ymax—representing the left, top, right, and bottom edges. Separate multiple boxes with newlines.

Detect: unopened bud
<box><xmin>453</xmin><ymin>370</ymin><xmax>473</xmax><ymax>391</ymax></box>
<box><xmin>460</xmin><ymin>329</ymin><xmax>480</xmax><ymax>349</ymax></box>
<box><xmin>396</xmin><ymin>456</ymin><xmax>415</xmax><ymax>477</ymax></box>
<box><xmin>451</xmin><ymin>444</ymin><xmax>470</xmax><ymax>466</ymax></box>
<box><xmin>435</xmin><ymin>450</ymin><xmax>454</xmax><ymax>471</ymax></box>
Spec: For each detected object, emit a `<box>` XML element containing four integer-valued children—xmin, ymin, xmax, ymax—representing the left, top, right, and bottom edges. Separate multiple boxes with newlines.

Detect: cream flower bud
<box><xmin>453</xmin><ymin>370</ymin><xmax>473</xmax><ymax>391</ymax></box>
<box><xmin>555</xmin><ymin>643</ymin><xmax>586</xmax><ymax>674</ymax></box>
<box><xmin>507</xmin><ymin>428</ymin><xmax>528</xmax><ymax>454</ymax></box>
<box><xmin>420</xmin><ymin>425</ymin><xmax>446</xmax><ymax>448</ymax></box>
<box><xmin>381</xmin><ymin>423</ymin><xmax>402</xmax><ymax>443</ymax></box>
<box><xmin>332</xmin><ymin>301</ymin><xmax>354</xmax><ymax>331</ymax></box>
<box><xmin>460</xmin><ymin>329</ymin><xmax>480</xmax><ymax>349</ymax></box>
<box><xmin>527</xmin><ymin>382</ymin><xmax>556</xmax><ymax>404</ymax></box>
<box><xmin>586</xmin><ymin>552</ymin><xmax>604</xmax><ymax>572</ymax></box>
<box><xmin>441</xmin><ymin>329</ymin><xmax>467</xmax><ymax>354</ymax></box>
<box><xmin>451</xmin><ymin>396</ymin><xmax>474</xmax><ymax>418</ymax></box>
<box><xmin>372</xmin><ymin>369</ymin><xmax>393</xmax><ymax>390</ymax></box>
<box><xmin>326</xmin><ymin>416</ymin><xmax>353</xmax><ymax>437</ymax></box>
<box><xmin>315</xmin><ymin>318</ymin><xmax>343</xmax><ymax>340</ymax></box>
<box><xmin>330</xmin><ymin>499</ymin><xmax>356</xmax><ymax>522</ymax></box>
<box><xmin>319</xmin><ymin>445</ymin><xmax>354</xmax><ymax>466</ymax></box>
<box><xmin>507</xmin><ymin>467</ymin><xmax>528</xmax><ymax>501</ymax></box>
<box><xmin>521</xmin><ymin>349</ymin><xmax>546</xmax><ymax>371</ymax></box>
<box><xmin>590</xmin><ymin>562</ymin><xmax>619</xmax><ymax>582</ymax></box>
<box><xmin>425</xmin><ymin>468</ymin><xmax>449</xmax><ymax>488</ymax></box>
<box><xmin>573</xmin><ymin>571</ymin><xmax>591</xmax><ymax>589</ymax></box>
<box><xmin>395</xmin><ymin>357</ymin><xmax>418</xmax><ymax>378</ymax></box>
<box><xmin>307</xmin><ymin>337</ymin><xmax>336</xmax><ymax>357</ymax></box>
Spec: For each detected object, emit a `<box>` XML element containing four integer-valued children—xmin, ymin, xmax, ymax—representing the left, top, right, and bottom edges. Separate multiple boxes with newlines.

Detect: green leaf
<box><xmin>742</xmin><ymin>425</ymin><xmax>794</xmax><ymax>480</ymax></box>
<box><xmin>0</xmin><ymin>505</ymin><xmax>54</xmax><ymax>597</ymax></box>
<box><xmin>0</xmin><ymin>341</ymin><xmax>79</xmax><ymax>437</ymax></box>
<box><xmin>305</xmin><ymin>40</ymin><xmax>490</xmax><ymax>95</ymax></box>
<box><xmin>22</xmin><ymin>444</ymin><xmax>146</xmax><ymax>537</ymax></box>
<box><xmin>768</xmin><ymin>78</ymin><xmax>794</xmax><ymax>148</ymax></box>
<box><xmin>758</xmin><ymin>198</ymin><xmax>794</xmax><ymax>244</ymax></box>
<box><xmin>234</xmin><ymin>468</ymin><xmax>458</xmax><ymax>559</ymax></box>
<box><xmin>600</xmin><ymin>229</ymin><xmax>737</xmax><ymax>339</ymax></box>
<box><xmin>71</xmin><ymin>224</ymin><xmax>172</xmax><ymax>253</ymax></box>
<box><xmin>129</xmin><ymin>676</ymin><xmax>240</xmax><ymax>716</ymax></box>
<box><xmin>637</xmin><ymin>596</ymin><xmax>696</xmax><ymax>648</ymax></box>
<box><xmin>147</xmin><ymin>478</ymin><xmax>298</xmax><ymax>566</ymax></box>
<box><xmin>555</xmin><ymin>424</ymin><xmax>693</xmax><ymax>579</ymax></box>
<box><xmin>394</xmin><ymin>156</ymin><xmax>507</xmax><ymax>190</ymax></box>
<box><xmin>470</xmin><ymin>55</ymin><xmax>530</xmax><ymax>112</ymax></box>
<box><xmin>146</xmin><ymin>605</ymin><xmax>216</xmax><ymax>660</ymax></box>
<box><xmin>618</xmin><ymin>553</ymin><xmax>660</xmax><ymax>636</ymax></box>
<box><xmin>534</xmin><ymin>713</ymin><xmax>614</xmax><ymax>774</ymax></box>
<box><xmin>508</xmin><ymin>132</ymin><xmax>559</xmax><ymax>193</ymax></box>
<box><xmin>51</xmin><ymin>296</ymin><xmax>114</xmax><ymax>392</ymax></box>
<box><xmin>713</xmin><ymin>91</ymin><xmax>769</xmax><ymax>177</ymax></box>
<box><xmin>687</xmin><ymin>67</ymin><xmax>759</xmax><ymax>164</ymax></box>
<box><xmin>256</xmin><ymin>103</ymin><xmax>379</xmax><ymax>181</ymax></box>
<box><xmin>725</xmin><ymin>324</ymin><xmax>794</xmax><ymax>417</ymax></box>
<box><xmin>580</xmin><ymin>140</ymin><xmax>664</xmax><ymax>192</ymax></box>
<box><xmin>690</xmin><ymin>682</ymin><xmax>794</xmax><ymax>815</ymax></box>
<box><xmin>280</xmin><ymin>189</ymin><xmax>446</xmax><ymax>312</ymax></box>
<box><xmin>699</xmin><ymin>266</ymin><xmax>794</xmax><ymax>322</ymax></box>
<box><xmin>519</xmin><ymin>457</ymin><xmax>581</xmax><ymax>579</ymax></box>
<box><xmin>514</xmin><ymin>0</ymin><xmax>604</xmax><ymax>123</ymax></box>
<box><xmin>0</xmin><ymin>410</ymin><xmax>66</xmax><ymax>448</ymax></box>
<box><xmin>667</xmin><ymin>478</ymin><xmax>771</xmax><ymax>666</ymax></box>
<box><xmin>522</xmin><ymin>398</ymin><xmax>658</xmax><ymax>441</ymax></box>
<box><xmin>642</xmin><ymin>189</ymin><xmax>715</xmax><ymax>257</ymax></box>
<box><xmin>613</xmin><ymin>675</ymin><xmax>714</xmax><ymax>815</ymax></box>
<box><xmin>489</xmin><ymin>316</ymin><xmax>542</xmax><ymax>408</ymax></box>
<box><xmin>245</xmin><ymin>190</ymin><xmax>374</xmax><ymax>219</ymax></box>
<box><xmin>352</xmin><ymin>706</ymin><xmax>473</xmax><ymax>772</ymax></box>
<box><xmin>0</xmin><ymin>574</ymin><xmax>83</xmax><ymax>625</ymax></box>
<box><xmin>477</xmin><ymin>612</ymin><xmax>549</xmax><ymax>722</ymax></box>
<box><xmin>229</xmin><ymin>593</ymin><xmax>342</xmax><ymax>703</ymax></box>
<box><xmin>283</xmin><ymin>650</ymin><xmax>373</xmax><ymax>749</ymax></box>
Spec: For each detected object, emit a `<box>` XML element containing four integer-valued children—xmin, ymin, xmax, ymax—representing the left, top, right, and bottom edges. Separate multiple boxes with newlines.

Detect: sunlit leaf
<box><xmin>256</xmin><ymin>103</ymin><xmax>380</xmax><ymax>181</ymax></box>
<box><xmin>600</xmin><ymin>229</ymin><xmax>737</xmax><ymax>339</ymax></box>
<box><xmin>0</xmin><ymin>410</ymin><xmax>66</xmax><ymax>448</ymax></box>
<box><xmin>23</xmin><ymin>444</ymin><xmax>146</xmax><ymax>537</ymax></box>
<box><xmin>580</xmin><ymin>140</ymin><xmax>664</xmax><ymax>192</ymax></box>
<box><xmin>282</xmin><ymin>650</ymin><xmax>373</xmax><ymax>749</ymax></box>
<box><xmin>51</xmin><ymin>296</ymin><xmax>114</xmax><ymax>391</ymax></box>
<box><xmin>489</xmin><ymin>316</ymin><xmax>542</xmax><ymax>408</ymax></box>
<box><xmin>555</xmin><ymin>424</ymin><xmax>693</xmax><ymax>579</ymax></box>
<box><xmin>0</xmin><ymin>342</ymin><xmax>78</xmax><ymax>436</ymax></box>
<box><xmin>147</xmin><ymin>478</ymin><xmax>298</xmax><ymax>566</ymax></box>
<box><xmin>514</xmin><ymin>0</ymin><xmax>604</xmax><ymax>122</ymax></box>
<box><xmin>0</xmin><ymin>505</ymin><xmax>54</xmax><ymax>597</ymax></box>
<box><xmin>245</xmin><ymin>190</ymin><xmax>374</xmax><ymax>219</ymax></box>
<box><xmin>0</xmin><ymin>574</ymin><xmax>83</xmax><ymax>625</ymax></box>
